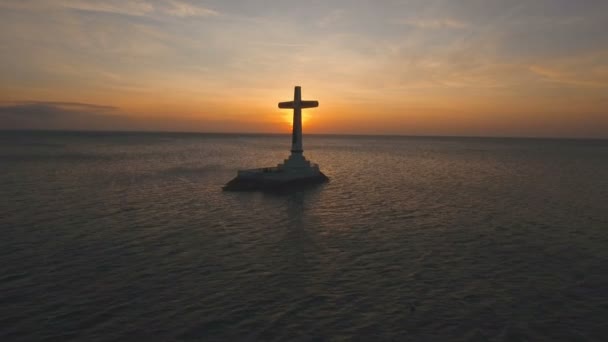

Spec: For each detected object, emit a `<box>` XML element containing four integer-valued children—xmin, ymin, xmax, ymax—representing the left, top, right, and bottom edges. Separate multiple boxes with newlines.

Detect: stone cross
<box><xmin>278</xmin><ymin>86</ymin><xmax>318</xmax><ymax>154</ymax></box>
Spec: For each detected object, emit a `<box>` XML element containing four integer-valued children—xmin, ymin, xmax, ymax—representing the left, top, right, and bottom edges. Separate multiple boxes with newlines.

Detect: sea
<box><xmin>1</xmin><ymin>130</ymin><xmax>607</xmax><ymax>341</ymax></box>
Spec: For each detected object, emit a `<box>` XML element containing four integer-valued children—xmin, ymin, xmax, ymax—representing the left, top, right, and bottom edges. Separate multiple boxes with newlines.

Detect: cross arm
<box><xmin>278</xmin><ymin>101</ymin><xmax>295</xmax><ymax>109</ymax></box>
<box><xmin>278</xmin><ymin>101</ymin><xmax>319</xmax><ymax>109</ymax></box>
<box><xmin>300</xmin><ymin>101</ymin><xmax>319</xmax><ymax>108</ymax></box>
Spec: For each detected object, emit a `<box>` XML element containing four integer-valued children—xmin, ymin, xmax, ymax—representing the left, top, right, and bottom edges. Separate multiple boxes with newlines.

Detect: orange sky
<box><xmin>1</xmin><ymin>0</ymin><xmax>607</xmax><ymax>138</ymax></box>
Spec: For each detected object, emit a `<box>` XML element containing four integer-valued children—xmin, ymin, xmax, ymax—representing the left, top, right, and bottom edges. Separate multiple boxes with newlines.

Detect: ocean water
<box><xmin>1</xmin><ymin>131</ymin><xmax>607</xmax><ymax>341</ymax></box>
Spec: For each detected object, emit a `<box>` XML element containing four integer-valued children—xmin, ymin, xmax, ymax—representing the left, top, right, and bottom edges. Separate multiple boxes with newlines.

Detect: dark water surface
<box><xmin>1</xmin><ymin>131</ymin><xmax>607</xmax><ymax>341</ymax></box>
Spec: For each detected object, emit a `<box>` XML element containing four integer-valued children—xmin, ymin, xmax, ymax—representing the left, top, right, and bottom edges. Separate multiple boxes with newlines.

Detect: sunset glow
<box><xmin>1</xmin><ymin>0</ymin><xmax>608</xmax><ymax>138</ymax></box>
<box><xmin>280</xmin><ymin>111</ymin><xmax>312</xmax><ymax>130</ymax></box>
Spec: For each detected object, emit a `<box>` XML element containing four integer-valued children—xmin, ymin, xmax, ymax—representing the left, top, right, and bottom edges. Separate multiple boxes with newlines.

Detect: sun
<box><xmin>281</xmin><ymin>111</ymin><xmax>311</xmax><ymax>129</ymax></box>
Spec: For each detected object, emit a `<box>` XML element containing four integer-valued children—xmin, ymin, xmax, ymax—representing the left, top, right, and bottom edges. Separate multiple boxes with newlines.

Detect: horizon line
<box><xmin>1</xmin><ymin>128</ymin><xmax>607</xmax><ymax>141</ymax></box>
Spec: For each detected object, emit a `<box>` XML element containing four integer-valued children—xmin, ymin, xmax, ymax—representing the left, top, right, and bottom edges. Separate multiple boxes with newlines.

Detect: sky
<box><xmin>1</xmin><ymin>0</ymin><xmax>607</xmax><ymax>138</ymax></box>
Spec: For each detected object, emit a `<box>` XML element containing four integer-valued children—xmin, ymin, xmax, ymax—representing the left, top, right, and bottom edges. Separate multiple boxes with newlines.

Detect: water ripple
<box><xmin>1</xmin><ymin>132</ymin><xmax>607</xmax><ymax>341</ymax></box>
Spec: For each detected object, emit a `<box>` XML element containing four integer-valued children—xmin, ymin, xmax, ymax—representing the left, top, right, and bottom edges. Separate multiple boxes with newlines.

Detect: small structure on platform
<box><xmin>223</xmin><ymin>86</ymin><xmax>329</xmax><ymax>191</ymax></box>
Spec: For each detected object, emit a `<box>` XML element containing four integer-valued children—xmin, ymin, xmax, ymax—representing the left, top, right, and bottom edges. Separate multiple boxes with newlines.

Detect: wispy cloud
<box><xmin>56</xmin><ymin>0</ymin><xmax>154</xmax><ymax>16</ymax></box>
<box><xmin>16</xmin><ymin>101</ymin><xmax>117</xmax><ymax>112</ymax></box>
<box><xmin>395</xmin><ymin>18</ymin><xmax>469</xmax><ymax>30</ymax></box>
<box><xmin>0</xmin><ymin>101</ymin><xmax>121</xmax><ymax>129</ymax></box>
<box><xmin>0</xmin><ymin>0</ymin><xmax>153</xmax><ymax>16</ymax></box>
<box><xmin>317</xmin><ymin>9</ymin><xmax>344</xmax><ymax>28</ymax></box>
<box><xmin>528</xmin><ymin>51</ymin><xmax>608</xmax><ymax>87</ymax></box>
<box><xmin>0</xmin><ymin>0</ymin><xmax>218</xmax><ymax>18</ymax></box>
<box><xmin>164</xmin><ymin>0</ymin><xmax>218</xmax><ymax>17</ymax></box>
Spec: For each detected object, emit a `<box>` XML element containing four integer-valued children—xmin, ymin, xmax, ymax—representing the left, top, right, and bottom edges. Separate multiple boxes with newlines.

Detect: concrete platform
<box><xmin>222</xmin><ymin>168</ymin><xmax>329</xmax><ymax>192</ymax></box>
<box><xmin>223</xmin><ymin>153</ymin><xmax>329</xmax><ymax>191</ymax></box>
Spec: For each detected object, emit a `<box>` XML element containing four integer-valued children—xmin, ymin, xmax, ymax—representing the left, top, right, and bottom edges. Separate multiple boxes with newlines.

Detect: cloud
<box><xmin>56</xmin><ymin>0</ymin><xmax>154</xmax><ymax>16</ymax></box>
<box><xmin>0</xmin><ymin>0</ymin><xmax>218</xmax><ymax>18</ymax></box>
<box><xmin>0</xmin><ymin>101</ymin><xmax>121</xmax><ymax>130</ymax></box>
<box><xmin>0</xmin><ymin>101</ymin><xmax>117</xmax><ymax>115</ymax></box>
<box><xmin>0</xmin><ymin>101</ymin><xmax>282</xmax><ymax>133</ymax></box>
<box><xmin>164</xmin><ymin>0</ymin><xmax>218</xmax><ymax>17</ymax></box>
<box><xmin>395</xmin><ymin>18</ymin><xmax>469</xmax><ymax>30</ymax></box>
<box><xmin>528</xmin><ymin>51</ymin><xmax>608</xmax><ymax>87</ymax></box>
<box><xmin>0</xmin><ymin>0</ymin><xmax>154</xmax><ymax>16</ymax></box>
<box><xmin>317</xmin><ymin>9</ymin><xmax>344</xmax><ymax>28</ymax></box>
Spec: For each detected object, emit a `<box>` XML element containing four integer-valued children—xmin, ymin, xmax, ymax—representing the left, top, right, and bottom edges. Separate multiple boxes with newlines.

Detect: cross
<box><xmin>278</xmin><ymin>86</ymin><xmax>318</xmax><ymax>154</ymax></box>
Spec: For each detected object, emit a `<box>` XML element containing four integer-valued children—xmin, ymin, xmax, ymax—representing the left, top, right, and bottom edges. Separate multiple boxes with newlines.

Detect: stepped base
<box><xmin>223</xmin><ymin>171</ymin><xmax>328</xmax><ymax>192</ymax></box>
<box><xmin>224</xmin><ymin>153</ymin><xmax>328</xmax><ymax>192</ymax></box>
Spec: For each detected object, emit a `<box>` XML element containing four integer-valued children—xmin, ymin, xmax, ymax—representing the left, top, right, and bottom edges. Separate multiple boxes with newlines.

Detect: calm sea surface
<box><xmin>1</xmin><ymin>131</ymin><xmax>607</xmax><ymax>341</ymax></box>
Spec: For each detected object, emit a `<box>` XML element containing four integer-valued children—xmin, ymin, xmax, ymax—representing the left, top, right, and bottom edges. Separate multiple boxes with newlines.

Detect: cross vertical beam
<box><xmin>291</xmin><ymin>86</ymin><xmax>303</xmax><ymax>153</ymax></box>
<box><xmin>278</xmin><ymin>86</ymin><xmax>319</xmax><ymax>154</ymax></box>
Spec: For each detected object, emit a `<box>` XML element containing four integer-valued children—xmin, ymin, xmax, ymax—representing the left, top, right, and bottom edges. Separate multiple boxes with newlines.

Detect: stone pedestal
<box><xmin>279</xmin><ymin>153</ymin><xmax>312</xmax><ymax>170</ymax></box>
